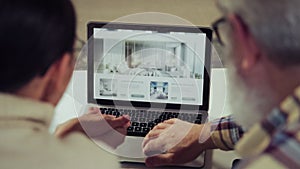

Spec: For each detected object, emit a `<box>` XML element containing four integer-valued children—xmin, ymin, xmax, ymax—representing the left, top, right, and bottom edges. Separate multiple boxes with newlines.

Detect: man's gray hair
<box><xmin>218</xmin><ymin>0</ymin><xmax>300</xmax><ymax>66</ymax></box>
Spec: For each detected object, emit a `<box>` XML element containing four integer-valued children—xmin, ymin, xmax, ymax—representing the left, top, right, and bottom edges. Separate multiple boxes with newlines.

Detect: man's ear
<box><xmin>53</xmin><ymin>53</ymin><xmax>74</xmax><ymax>88</ymax></box>
<box><xmin>228</xmin><ymin>14</ymin><xmax>261</xmax><ymax>72</ymax></box>
<box><xmin>42</xmin><ymin>53</ymin><xmax>74</xmax><ymax>105</ymax></box>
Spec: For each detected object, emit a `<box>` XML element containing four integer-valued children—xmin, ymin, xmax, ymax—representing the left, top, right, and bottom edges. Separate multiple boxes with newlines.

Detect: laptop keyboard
<box><xmin>100</xmin><ymin>108</ymin><xmax>202</xmax><ymax>137</ymax></box>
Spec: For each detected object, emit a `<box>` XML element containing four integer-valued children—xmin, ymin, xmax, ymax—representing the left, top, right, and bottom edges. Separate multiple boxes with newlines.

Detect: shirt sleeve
<box><xmin>210</xmin><ymin>115</ymin><xmax>244</xmax><ymax>150</ymax></box>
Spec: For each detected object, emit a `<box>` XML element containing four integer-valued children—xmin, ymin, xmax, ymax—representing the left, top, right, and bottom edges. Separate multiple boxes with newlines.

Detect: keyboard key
<box><xmin>194</xmin><ymin>120</ymin><xmax>202</xmax><ymax>124</ymax></box>
<box><xmin>139</xmin><ymin>118</ymin><xmax>146</xmax><ymax>122</ymax></box>
<box><xmin>172</xmin><ymin>113</ymin><xmax>179</xmax><ymax>117</ymax></box>
<box><xmin>145</xmin><ymin>113</ymin><xmax>151</xmax><ymax>118</ymax></box>
<box><xmin>140</xmin><ymin>123</ymin><xmax>147</xmax><ymax>127</ymax></box>
<box><xmin>167</xmin><ymin>115</ymin><xmax>175</xmax><ymax>119</ymax></box>
<box><xmin>127</xmin><ymin>131</ymin><xmax>146</xmax><ymax>137</ymax></box>
<box><xmin>132</xmin><ymin>122</ymin><xmax>139</xmax><ymax>126</ymax></box>
<box><xmin>159</xmin><ymin>114</ymin><xmax>167</xmax><ymax>119</ymax></box>
<box><xmin>131</xmin><ymin>117</ymin><xmax>138</xmax><ymax>122</ymax></box>
<box><xmin>142</xmin><ymin>127</ymin><xmax>150</xmax><ymax>133</ymax></box>
<box><xmin>127</xmin><ymin>126</ymin><xmax>134</xmax><ymax>131</ymax></box>
<box><xmin>147</xmin><ymin>122</ymin><xmax>155</xmax><ymax>129</ymax></box>
<box><xmin>196</xmin><ymin>114</ymin><xmax>202</xmax><ymax>120</ymax></box>
<box><xmin>134</xmin><ymin>126</ymin><xmax>141</xmax><ymax>132</ymax></box>
<box><xmin>155</xmin><ymin>119</ymin><xmax>162</xmax><ymax>124</ymax></box>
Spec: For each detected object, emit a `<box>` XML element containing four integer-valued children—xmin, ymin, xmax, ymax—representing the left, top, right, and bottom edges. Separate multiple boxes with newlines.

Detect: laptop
<box><xmin>87</xmin><ymin>22</ymin><xmax>212</xmax><ymax>168</ymax></box>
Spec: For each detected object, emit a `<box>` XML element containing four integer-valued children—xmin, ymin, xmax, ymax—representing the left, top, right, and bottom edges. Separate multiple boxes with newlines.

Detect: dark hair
<box><xmin>0</xmin><ymin>0</ymin><xmax>76</xmax><ymax>92</ymax></box>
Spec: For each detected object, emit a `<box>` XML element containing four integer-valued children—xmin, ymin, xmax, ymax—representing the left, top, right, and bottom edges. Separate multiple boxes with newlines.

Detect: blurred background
<box><xmin>72</xmin><ymin>0</ymin><xmax>221</xmax><ymax>40</ymax></box>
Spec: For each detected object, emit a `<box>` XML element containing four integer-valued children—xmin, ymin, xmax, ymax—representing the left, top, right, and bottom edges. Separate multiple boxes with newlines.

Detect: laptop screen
<box><xmin>87</xmin><ymin>22</ymin><xmax>212</xmax><ymax>110</ymax></box>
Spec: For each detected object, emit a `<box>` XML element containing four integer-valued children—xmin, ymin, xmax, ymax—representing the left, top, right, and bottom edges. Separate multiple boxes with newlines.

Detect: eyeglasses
<box><xmin>72</xmin><ymin>37</ymin><xmax>86</xmax><ymax>60</ymax></box>
<box><xmin>212</xmin><ymin>17</ymin><xmax>227</xmax><ymax>46</ymax></box>
<box><xmin>74</xmin><ymin>37</ymin><xmax>85</xmax><ymax>53</ymax></box>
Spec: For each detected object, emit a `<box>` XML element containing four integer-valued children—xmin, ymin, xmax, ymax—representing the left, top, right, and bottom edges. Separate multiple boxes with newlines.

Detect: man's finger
<box><xmin>103</xmin><ymin>114</ymin><xmax>116</xmax><ymax>120</ymax></box>
<box><xmin>88</xmin><ymin>107</ymin><xmax>101</xmax><ymax>114</ymax></box>
<box><xmin>145</xmin><ymin>153</ymin><xmax>174</xmax><ymax>167</ymax></box>
<box><xmin>164</xmin><ymin>118</ymin><xmax>176</xmax><ymax>124</ymax></box>
<box><xmin>115</xmin><ymin>127</ymin><xmax>127</xmax><ymax>136</ymax></box>
<box><xmin>106</xmin><ymin>115</ymin><xmax>130</xmax><ymax>129</ymax></box>
<box><xmin>146</xmin><ymin>129</ymin><xmax>165</xmax><ymax>139</ymax></box>
<box><xmin>142</xmin><ymin>129</ymin><xmax>165</xmax><ymax>149</ymax></box>
<box><xmin>152</xmin><ymin>122</ymin><xmax>170</xmax><ymax>130</ymax></box>
<box><xmin>142</xmin><ymin>133</ymin><xmax>168</xmax><ymax>156</ymax></box>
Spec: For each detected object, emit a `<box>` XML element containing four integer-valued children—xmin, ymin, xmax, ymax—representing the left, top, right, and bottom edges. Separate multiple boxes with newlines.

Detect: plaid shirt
<box><xmin>211</xmin><ymin>86</ymin><xmax>300</xmax><ymax>168</ymax></box>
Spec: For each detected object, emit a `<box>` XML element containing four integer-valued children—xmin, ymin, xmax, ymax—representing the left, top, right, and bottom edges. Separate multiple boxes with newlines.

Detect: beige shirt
<box><xmin>0</xmin><ymin>93</ymin><xmax>119</xmax><ymax>169</ymax></box>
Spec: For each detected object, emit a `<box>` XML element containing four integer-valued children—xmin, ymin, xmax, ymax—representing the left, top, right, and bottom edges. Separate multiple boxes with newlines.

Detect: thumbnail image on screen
<box><xmin>150</xmin><ymin>81</ymin><xmax>169</xmax><ymax>100</ymax></box>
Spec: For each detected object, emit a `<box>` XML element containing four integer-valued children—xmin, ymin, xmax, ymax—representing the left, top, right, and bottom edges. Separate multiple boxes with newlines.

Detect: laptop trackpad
<box><xmin>115</xmin><ymin>136</ymin><xmax>145</xmax><ymax>159</ymax></box>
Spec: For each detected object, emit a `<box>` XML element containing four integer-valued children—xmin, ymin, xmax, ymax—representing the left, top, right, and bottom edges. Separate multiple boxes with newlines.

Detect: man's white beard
<box><xmin>226</xmin><ymin>59</ymin><xmax>276</xmax><ymax>130</ymax></box>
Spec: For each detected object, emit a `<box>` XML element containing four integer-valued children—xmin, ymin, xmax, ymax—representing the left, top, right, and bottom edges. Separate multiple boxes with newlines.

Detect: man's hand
<box><xmin>142</xmin><ymin>119</ymin><xmax>215</xmax><ymax>167</ymax></box>
<box><xmin>55</xmin><ymin>107</ymin><xmax>130</xmax><ymax>149</ymax></box>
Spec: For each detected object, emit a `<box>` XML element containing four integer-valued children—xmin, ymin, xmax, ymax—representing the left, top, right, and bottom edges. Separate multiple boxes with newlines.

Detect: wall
<box><xmin>72</xmin><ymin>0</ymin><xmax>221</xmax><ymax>40</ymax></box>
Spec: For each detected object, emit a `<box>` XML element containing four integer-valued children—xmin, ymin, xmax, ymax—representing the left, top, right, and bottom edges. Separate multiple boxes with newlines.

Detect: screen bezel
<box><xmin>87</xmin><ymin>22</ymin><xmax>212</xmax><ymax>111</ymax></box>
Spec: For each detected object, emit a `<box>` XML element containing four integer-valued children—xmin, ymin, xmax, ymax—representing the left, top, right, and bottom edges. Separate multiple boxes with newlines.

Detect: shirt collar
<box><xmin>235</xmin><ymin>85</ymin><xmax>300</xmax><ymax>157</ymax></box>
<box><xmin>0</xmin><ymin>93</ymin><xmax>54</xmax><ymax>128</ymax></box>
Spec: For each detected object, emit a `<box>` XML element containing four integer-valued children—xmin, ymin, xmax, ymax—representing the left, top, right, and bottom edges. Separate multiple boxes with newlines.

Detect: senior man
<box><xmin>143</xmin><ymin>0</ymin><xmax>300</xmax><ymax>168</ymax></box>
<box><xmin>0</xmin><ymin>0</ymin><xmax>130</xmax><ymax>168</ymax></box>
